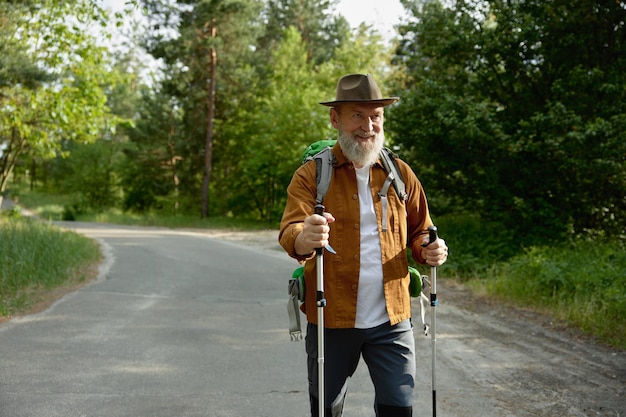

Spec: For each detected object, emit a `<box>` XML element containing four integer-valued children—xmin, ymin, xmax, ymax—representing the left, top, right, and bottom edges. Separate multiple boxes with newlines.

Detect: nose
<box><xmin>361</xmin><ymin>116</ymin><xmax>375</xmax><ymax>132</ymax></box>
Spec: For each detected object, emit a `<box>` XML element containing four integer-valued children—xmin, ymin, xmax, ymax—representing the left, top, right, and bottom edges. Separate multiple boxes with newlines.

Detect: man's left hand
<box><xmin>421</xmin><ymin>237</ymin><xmax>448</xmax><ymax>267</ymax></box>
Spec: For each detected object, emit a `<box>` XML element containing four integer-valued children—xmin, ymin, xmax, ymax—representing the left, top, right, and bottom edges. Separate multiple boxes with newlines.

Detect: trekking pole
<box><xmin>314</xmin><ymin>204</ymin><xmax>327</xmax><ymax>417</ymax></box>
<box><xmin>423</xmin><ymin>225</ymin><xmax>439</xmax><ymax>417</ymax></box>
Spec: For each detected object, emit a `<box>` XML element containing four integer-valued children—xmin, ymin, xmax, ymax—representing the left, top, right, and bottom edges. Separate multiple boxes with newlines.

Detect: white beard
<box><xmin>337</xmin><ymin>128</ymin><xmax>385</xmax><ymax>167</ymax></box>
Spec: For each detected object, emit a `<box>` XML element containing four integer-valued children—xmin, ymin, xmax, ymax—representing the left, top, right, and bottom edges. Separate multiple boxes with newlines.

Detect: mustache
<box><xmin>353</xmin><ymin>130</ymin><xmax>376</xmax><ymax>139</ymax></box>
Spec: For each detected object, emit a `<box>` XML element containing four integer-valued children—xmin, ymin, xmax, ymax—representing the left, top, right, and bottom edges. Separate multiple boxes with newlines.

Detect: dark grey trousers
<box><xmin>305</xmin><ymin>320</ymin><xmax>416</xmax><ymax>417</ymax></box>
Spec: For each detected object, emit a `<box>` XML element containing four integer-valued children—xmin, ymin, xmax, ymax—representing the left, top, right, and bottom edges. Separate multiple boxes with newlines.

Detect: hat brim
<box><xmin>319</xmin><ymin>97</ymin><xmax>399</xmax><ymax>107</ymax></box>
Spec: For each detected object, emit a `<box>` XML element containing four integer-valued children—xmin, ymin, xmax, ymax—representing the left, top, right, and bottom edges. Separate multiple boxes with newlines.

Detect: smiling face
<box><xmin>330</xmin><ymin>103</ymin><xmax>386</xmax><ymax>168</ymax></box>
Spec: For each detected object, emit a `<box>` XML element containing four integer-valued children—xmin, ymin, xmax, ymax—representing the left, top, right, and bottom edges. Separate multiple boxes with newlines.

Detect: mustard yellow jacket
<box><xmin>279</xmin><ymin>143</ymin><xmax>433</xmax><ymax>328</ymax></box>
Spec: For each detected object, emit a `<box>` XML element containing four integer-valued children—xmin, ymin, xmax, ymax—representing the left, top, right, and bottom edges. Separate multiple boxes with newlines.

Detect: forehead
<box><xmin>338</xmin><ymin>103</ymin><xmax>384</xmax><ymax>114</ymax></box>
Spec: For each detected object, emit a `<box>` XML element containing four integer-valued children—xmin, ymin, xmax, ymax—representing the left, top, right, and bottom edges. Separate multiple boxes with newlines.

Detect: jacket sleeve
<box><xmin>279</xmin><ymin>161</ymin><xmax>318</xmax><ymax>262</ymax></box>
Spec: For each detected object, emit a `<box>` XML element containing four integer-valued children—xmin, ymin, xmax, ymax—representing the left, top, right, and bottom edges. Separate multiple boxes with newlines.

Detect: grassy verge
<box><xmin>6</xmin><ymin>188</ymin><xmax>69</xmax><ymax>221</ymax></box>
<box><xmin>0</xmin><ymin>211</ymin><xmax>102</xmax><ymax>318</ymax></box>
<box><xmin>415</xmin><ymin>213</ymin><xmax>625</xmax><ymax>350</ymax></box>
<box><xmin>484</xmin><ymin>241</ymin><xmax>625</xmax><ymax>349</ymax></box>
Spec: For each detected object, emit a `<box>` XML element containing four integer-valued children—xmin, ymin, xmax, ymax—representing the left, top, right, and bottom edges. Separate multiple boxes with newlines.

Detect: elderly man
<box><xmin>279</xmin><ymin>73</ymin><xmax>448</xmax><ymax>417</ymax></box>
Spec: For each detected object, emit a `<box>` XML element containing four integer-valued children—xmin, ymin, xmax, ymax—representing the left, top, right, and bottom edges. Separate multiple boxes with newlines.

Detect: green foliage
<box><xmin>48</xmin><ymin>140</ymin><xmax>123</xmax><ymax>212</ymax></box>
<box><xmin>117</xmin><ymin>92</ymin><xmax>181</xmax><ymax>214</ymax></box>
<box><xmin>430</xmin><ymin>213</ymin><xmax>517</xmax><ymax>278</ymax></box>
<box><xmin>485</xmin><ymin>240</ymin><xmax>626</xmax><ymax>349</ymax></box>
<box><xmin>259</xmin><ymin>0</ymin><xmax>351</xmax><ymax>65</ymax></box>
<box><xmin>129</xmin><ymin>0</ymin><xmax>396</xmax><ymax>221</ymax></box>
<box><xmin>229</xmin><ymin>25</ymin><xmax>395</xmax><ymax>222</ymax></box>
<box><xmin>0</xmin><ymin>214</ymin><xmax>101</xmax><ymax>316</ymax></box>
<box><xmin>391</xmin><ymin>0</ymin><xmax>626</xmax><ymax>246</ymax></box>
<box><xmin>0</xmin><ymin>0</ymin><xmax>126</xmax><ymax>203</ymax></box>
<box><xmin>226</xmin><ymin>26</ymin><xmax>332</xmax><ymax>222</ymax></box>
<box><xmin>139</xmin><ymin>0</ymin><xmax>267</xmax><ymax>217</ymax></box>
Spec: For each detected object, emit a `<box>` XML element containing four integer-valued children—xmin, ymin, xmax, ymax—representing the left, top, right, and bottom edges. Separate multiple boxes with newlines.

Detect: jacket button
<box><xmin>353</xmin><ymin>255</ymin><xmax>359</xmax><ymax>261</ymax></box>
<box><xmin>352</xmin><ymin>284</ymin><xmax>357</xmax><ymax>290</ymax></box>
<box><xmin>352</xmin><ymin>194</ymin><xmax>358</xmax><ymax>200</ymax></box>
<box><xmin>353</xmin><ymin>223</ymin><xmax>359</xmax><ymax>229</ymax></box>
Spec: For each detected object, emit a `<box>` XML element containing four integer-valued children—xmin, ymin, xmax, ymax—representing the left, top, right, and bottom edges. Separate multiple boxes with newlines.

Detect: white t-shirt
<box><xmin>354</xmin><ymin>165</ymin><xmax>388</xmax><ymax>328</ymax></box>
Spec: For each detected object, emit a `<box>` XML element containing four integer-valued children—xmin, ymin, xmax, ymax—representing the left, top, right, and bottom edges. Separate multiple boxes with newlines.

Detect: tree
<box><xmin>131</xmin><ymin>0</ymin><xmax>400</xmax><ymax>220</ymax></box>
<box><xmin>259</xmin><ymin>0</ymin><xmax>350</xmax><ymax>65</ymax></box>
<box><xmin>230</xmin><ymin>27</ymin><xmax>330</xmax><ymax>221</ymax></box>
<box><xmin>224</xmin><ymin>24</ymin><xmax>397</xmax><ymax>222</ymax></box>
<box><xmin>0</xmin><ymin>0</ymin><xmax>121</xmax><ymax>208</ymax></box>
<box><xmin>140</xmin><ymin>0</ymin><xmax>264</xmax><ymax>217</ymax></box>
<box><xmin>118</xmin><ymin>85</ymin><xmax>184</xmax><ymax>213</ymax></box>
<box><xmin>48</xmin><ymin>140</ymin><xmax>122</xmax><ymax>213</ymax></box>
<box><xmin>390</xmin><ymin>0</ymin><xmax>626</xmax><ymax>244</ymax></box>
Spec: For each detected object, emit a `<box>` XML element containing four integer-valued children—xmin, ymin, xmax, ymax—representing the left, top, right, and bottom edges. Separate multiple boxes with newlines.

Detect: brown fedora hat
<box><xmin>320</xmin><ymin>73</ymin><xmax>399</xmax><ymax>107</ymax></box>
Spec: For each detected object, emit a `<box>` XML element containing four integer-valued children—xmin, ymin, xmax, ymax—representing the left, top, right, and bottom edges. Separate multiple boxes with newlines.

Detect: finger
<box><xmin>429</xmin><ymin>238</ymin><xmax>446</xmax><ymax>249</ymax></box>
<box><xmin>307</xmin><ymin>214</ymin><xmax>328</xmax><ymax>225</ymax></box>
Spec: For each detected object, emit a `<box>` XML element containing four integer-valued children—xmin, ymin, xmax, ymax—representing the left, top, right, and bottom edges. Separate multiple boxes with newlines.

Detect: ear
<box><xmin>329</xmin><ymin>108</ymin><xmax>340</xmax><ymax>129</ymax></box>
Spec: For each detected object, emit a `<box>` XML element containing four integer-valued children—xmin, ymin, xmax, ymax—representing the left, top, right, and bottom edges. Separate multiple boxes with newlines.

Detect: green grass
<box><xmin>7</xmin><ymin>188</ymin><xmax>69</xmax><ymax>221</ymax></box>
<box><xmin>483</xmin><ymin>241</ymin><xmax>626</xmax><ymax>349</ymax></box>
<box><xmin>0</xmin><ymin>212</ymin><xmax>102</xmax><ymax>317</ymax></box>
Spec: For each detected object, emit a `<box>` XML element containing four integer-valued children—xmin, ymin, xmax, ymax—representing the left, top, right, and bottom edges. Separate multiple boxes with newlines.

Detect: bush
<box><xmin>432</xmin><ymin>213</ymin><xmax>518</xmax><ymax>278</ymax></box>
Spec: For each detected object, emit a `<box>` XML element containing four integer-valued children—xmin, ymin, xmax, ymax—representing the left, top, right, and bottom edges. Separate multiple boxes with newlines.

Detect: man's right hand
<box><xmin>294</xmin><ymin>212</ymin><xmax>335</xmax><ymax>256</ymax></box>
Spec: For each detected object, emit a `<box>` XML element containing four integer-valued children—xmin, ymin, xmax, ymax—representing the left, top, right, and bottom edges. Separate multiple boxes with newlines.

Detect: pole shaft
<box><xmin>431</xmin><ymin>263</ymin><xmax>437</xmax><ymax>417</ymax></box>
<box><xmin>427</xmin><ymin>225</ymin><xmax>438</xmax><ymax>417</ymax></box>
<box><xmin>315</xmin><ymin>204</ymin><xmax>326</xmax><ymax>417</ymax></box>
<box><xmin>317</xmin><ymin>254</ymin><xmax>325</xmax><ymax>417</ymax></box>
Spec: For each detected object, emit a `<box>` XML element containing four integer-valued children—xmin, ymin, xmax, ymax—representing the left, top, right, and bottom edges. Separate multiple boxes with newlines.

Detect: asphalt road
<box><xmin>0</xmin><ymin>223</ymin><xmax>313</xmax><ymax>417</ymax></box>
<box><xmin>0</xmin><ymin>222</ymin><xmax>624</xmax><ymax>417</ymax></box>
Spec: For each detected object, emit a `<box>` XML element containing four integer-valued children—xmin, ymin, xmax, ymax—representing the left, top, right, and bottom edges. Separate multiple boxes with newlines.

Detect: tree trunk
<box><xmin>30</xmin><ymin>158</ymin><xmax>36</xmax><ymax>191</ymax></box>
<box><xmin>0</xmin><ymin>127</ymin><xmax>26</xmax><ymax>210</ymax></box>
<box><xmin>201</xmin><ymin>24</ymin><xmax>217</xmax><ymax>219</ymax></box>
<box><xmin>167</xmin><ymin>110</ymin><xmax>181</xmax><ymax>212</ymax></box>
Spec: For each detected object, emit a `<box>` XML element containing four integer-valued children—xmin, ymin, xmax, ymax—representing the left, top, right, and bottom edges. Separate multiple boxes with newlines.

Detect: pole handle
<box><xmin>314</xmin><ymin>204</ymin><xmax>325</xmax><ymax>255</ymax></box>
<box><xmin>428</xmin><ymin>225</ymin><xmax>438</xmax><ymax>245</ymax></box>
<box><xmin>422</xmin><ymin>225</ymin><xmax>438</xmax><ymax>247</ymax></box>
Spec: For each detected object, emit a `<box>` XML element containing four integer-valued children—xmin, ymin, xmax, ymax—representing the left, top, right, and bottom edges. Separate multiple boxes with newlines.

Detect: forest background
<box><xmin>1</xmin><ymin>0</ymin><xmax>625</xmax><ymax>348</ymax></box>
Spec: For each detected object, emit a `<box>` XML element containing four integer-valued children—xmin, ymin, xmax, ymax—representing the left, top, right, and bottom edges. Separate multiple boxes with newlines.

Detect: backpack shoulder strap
<box><xmin>379</xmin><ymin>148</ymin><xmax>408</xmax><ymax>201</ymax></box>
<box><xmin>304</xmin><ymin>146</ymin><xmax>335</xmax><ymax>205</ymax></box>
